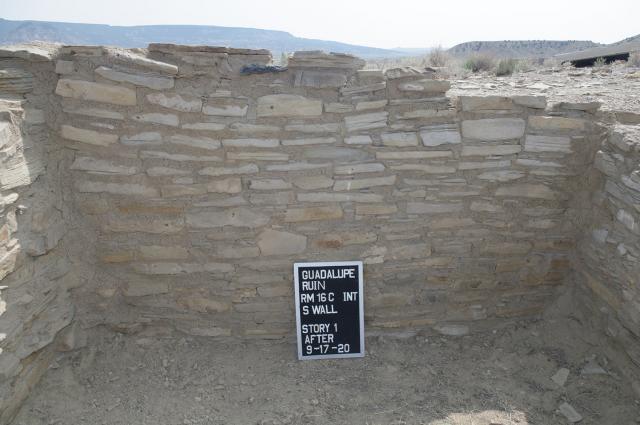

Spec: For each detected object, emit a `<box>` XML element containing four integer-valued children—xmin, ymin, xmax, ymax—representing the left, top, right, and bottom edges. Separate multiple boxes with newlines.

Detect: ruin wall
<box><xmin>573</xmin><ymin>117</ymin><xmax>640</xmax><ymax>383</ymax></box>
<box><xmin>48</xmin><ymin>44</ymin><xmax>594</xmax><ymax>337</ymax></box>
<box><xmin>0</xmin><ymin>42</ymin><xmax>638</xmax><ymax>421</ymax></box>
<box><xmin>0</xmin><ymin>49</ymin><xmax>85</xmax><ymax>422</ymax></box>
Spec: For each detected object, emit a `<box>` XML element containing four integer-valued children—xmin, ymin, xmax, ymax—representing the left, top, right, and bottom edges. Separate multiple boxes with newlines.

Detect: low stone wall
<box><xmin>0</xmin><ymin>41</ymin><xmax>638</xmax><ymax>422</ymax></box>
<box><xmin>0</xmin><ymin>49</ymin><xmax>83</xmax><ymax>422</ymax></box>
<box><xmin>574</xmin><ymin>119</ymin><xmax>640</xmax><ymax>384</ymax></box>
<box><xmin>47</xmin><ymin>44</ymin><xmax>594</xmax><ymax>337</ymax></box>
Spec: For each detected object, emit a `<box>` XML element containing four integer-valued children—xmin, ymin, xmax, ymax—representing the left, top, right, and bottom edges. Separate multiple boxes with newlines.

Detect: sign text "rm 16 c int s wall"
<box><xmin>294</xmin><ymin>261</ymin><xmax>364</xmax><ymax>360</ymax></box>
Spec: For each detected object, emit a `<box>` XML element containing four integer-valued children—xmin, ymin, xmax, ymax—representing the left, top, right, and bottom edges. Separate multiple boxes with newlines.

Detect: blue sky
<box><xmin>2</xmin><ymin>0</ymin><xmax>638</xmax><ymax>48</ymax></box>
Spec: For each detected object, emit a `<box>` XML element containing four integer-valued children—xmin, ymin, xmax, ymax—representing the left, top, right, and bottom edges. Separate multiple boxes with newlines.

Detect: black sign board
<box><xmin>294</xmin><ymin>261</ymin><xmax>364</xmax><ymax>360</ymax></box>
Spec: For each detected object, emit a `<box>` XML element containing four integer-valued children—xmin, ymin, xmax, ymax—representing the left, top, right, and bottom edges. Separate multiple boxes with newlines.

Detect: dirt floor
<box><xmin>13</xmin><ymin>293</ymin><xmax>640</xmax><ymax>425</ymax></box>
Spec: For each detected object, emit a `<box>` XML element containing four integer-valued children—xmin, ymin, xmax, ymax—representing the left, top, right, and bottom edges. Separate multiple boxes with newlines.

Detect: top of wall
<box><xmin>0</xmin><ymin>41</ymin><xmax>446</xmax><ymax>85</ymax></box>
<box><xmin>0</xmin><ymin>41</ymin><xmax>368</xmax><ymax>73</ymax></box>
<box><xmin>3</xmin><ymin>41</ymin><xmax>640</xmax><ymax>124</ymax></box>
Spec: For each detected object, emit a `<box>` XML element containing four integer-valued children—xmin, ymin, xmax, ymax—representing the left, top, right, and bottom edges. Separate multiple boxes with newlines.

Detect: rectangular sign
<box><xmin>294</xmin><ymin>261</ymin><xmax>364</xmax><ymax>360</ymax></box>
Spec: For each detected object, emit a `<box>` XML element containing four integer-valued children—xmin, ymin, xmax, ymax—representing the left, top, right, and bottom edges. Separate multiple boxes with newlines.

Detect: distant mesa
<box><xmin>446</xmin><ymin>40</ymin><xmax>603</xmax><ymax>59</ymax></box>
<box><xmin>0</xmin><ymin>18</ymin><xmax>407</xmax><ymax>59</ymax></box>
<box><xmin>1</xmin><ymin>18</ymin><xmax>638</xmax><ymax>62</ymax></box>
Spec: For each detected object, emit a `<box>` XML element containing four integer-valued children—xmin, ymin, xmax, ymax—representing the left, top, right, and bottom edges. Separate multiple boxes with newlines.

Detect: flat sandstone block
<box><xmin>297</xmin><ymin>192</ymin><xmax>384</xmax><ymax>203</ymax></box>
<box><xmin>376</xmin><ymin>151</ymin><xmax>452</xmax><ymax>160</ymax></box>
<box><xmin>257</xmin><ymin>229</ymin><xmax>307</xmax><ymax>256</ymax></box>
<box><xmin>203</xmin><ymin>99</ymin><xmax>248</xmax><ymax>117</ymax></box>
<box><xmin>186</xmin><ymin>208</ymin><xmax>269</xmax><ymax>228</ymax></box>
<box><xmin>132</xmin><ymin>262</ymin><xmax>233</xmax><ymax>275</ymax></box>
<box><xmin>334</xmin><ymin>163</ymin><xmax>386</xmax><ymax>174</ymax></box>
<box><xmin>227</xmin><ymin>152</ymin><xmax>289</xmax><ymax>161</ymax></box>
<box><xmin>248</xmin><ymin>179</ymin><xmax>291</xmax><ymax>190</ymax></box>
<box><xmin>528</xmin><ymin>116</ymin><xmax>586</xmax><ymax>132</ymax></box>
<box><xmin>207</xmin><ymin>178</ymin><xmax>242</xmax><ymax>193</ymax></box>
<box><xmin>380</xmin><ymin>132</ymin><xmax>419</xmax><ymax>147</ymax></box>
<box><xmin>63</xmin><ymin>106</ymin><xmax>124</xmax><ymax>120</ymax></box>
<box><xmin>344</xmin><ymin>112</ymin><xmax>388</xmax><ymax>132</ymax></box>
<box><xmin>291</xmin><ymin>175</ymin><xmax>334</xmax><ymax>190</ymax></box>
<box><xmin>356</xmin><ymin>204</ymin><xmax>398</xmax><ymax>215</ymax></box>
<box><xmin>141</xmin><ymin>150</ymin><xmax>222</xmax><ymax>162</ymax></box>
<box><xmin>460</xmin><ymin>96</ymin><xmax>515</xmax><ymax>111</ymax></box>
<box><xmin>104</xmin><ymin>217</ymin><xmax>184</xmax><ymax>234</ymax></box>
<box><xmin>199</xmin><ymin>164</ymin><xmax>259</xmax><ymax>176</ymax></box>
<box><xmin>477</xmin><ymin>170</ymin><xmax>525</xmax><ymax>182</ymax></box>
<box><xmin>60</xmin><ymin>125</ymin><xmax>118</xmax><ymax>146</ymax></box>
<box><xmin>333</xmin><ymin>175</ymin><xmax>396</xmax><ymax>191</ymax></box>
<box><xmin>461</xmin><ymin>145</ymin><xmax>521</xmax><ymax>157</ymax></box>
<box><xmin>389</xmin><ymin>164</ymin><xmax>456</xmax><ymax>173</ymax></box>
<box><xmin>132</xmin><ymin>113</ymin><xmax>179</xmax><ymax>127</ymax></box>
<box><xmin>76</xmin><ymin>181</ymin><xmax>159</xmax><ymax>197</ymax></box>
<box><xmin>461</xmin><ymin>118</ymin><xmax>525</xmax><ymax>141</ymax></box>
<box><xmin>221</xmin><ymin>138</ymin><xmax>279</xmax><ymax>148</ymax></box>
<box><xmin>344</xmin><ymin>135</ymin><xmax>372</xmax><ymax>145</ymax></box>
<box><xmin>398</xmin><ymin>79</ymin><xmax>450</xmax><ymax>93</ymax></box>
<box><xmin>495</xmin><ymin>184</ymin><xmax>557</xmax><ymax>200</ymax></box>
<box><xmin>256</xmin><ymin>94</ymin><xmax>322</xmax><ymax>117</ymax></box>
<box><xmin>420</xmin><ymin>129</ymin><xmax>461</xmax><ymax>147</ymax></box>
<box><xmin>55</xmin><ymin>79</ymin><xmax>136</xmax><ymax>105</ymax></box>
<box><xmin>146</xmin><ymin>92</ymin><xmax>202</xmax><ymax>112</ymax></box>
<box><xmin>513</xmin><ymin>95</ymin><xmax>547</xmax><ymax>109</ymax></box>
<box><xmin>524</xmin><ymin>135</ymin><xmax>572</xmax><ymax>153</ymax></box>
<box><xmin>70</xmin><ymin>157</ymin><xmax>138</xmax><ymax>175</ymax></box>
<box><xmin>302</xmin><ymin>147</ymin><xmax>369</xmax><ymax>162</ymax></box>
<box><xmin>95</xmin><ymin>66</ymin><xmax>174</xmax><ymax>90</ymax></box>
<box><xmin>169</xmin><ymin>134</ymin><xmax>221</xmax><ymax>151</ymax></box>
<box><xmin>284</xmin><ymin>205</ymin><xmax>343</xmax><ymax>222</ymax></box>
<box><xmin>406</xmin><ymin>202</ymin><xmax>463</xmax><ymax>214</ymax></box>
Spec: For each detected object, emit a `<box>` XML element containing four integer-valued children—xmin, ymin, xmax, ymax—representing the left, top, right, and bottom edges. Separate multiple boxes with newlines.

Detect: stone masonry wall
<box><xmin>45</xmin><ymin>44</ymin><xmax>595</xmax><ymax>338</ymax></box>
<box><xmin>2</xmin><ymin>41</ymin><xmax>638</xmax><ymax>422</ymax></box>
<box><xmin>0</xmin><ymin>46</ymin><xmax>87</xmax><ymax>423</ymax></box>
<box><xmin>574</xmin><ymin>117</ymin><xmax>640</xmax><ymax>385</ymax></box>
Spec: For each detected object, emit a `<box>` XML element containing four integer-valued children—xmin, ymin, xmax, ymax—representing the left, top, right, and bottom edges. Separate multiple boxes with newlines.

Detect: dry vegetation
<box><xmin>462</xmin><ymin>54</ymin><xmax>495</xmax><ymax>73</ymax></box>
<box><xmin>426</xmin><ymin>46</ymin><xmax>448</xmax><ymax>67</ymax></box>
<box><xmin>365</xmin><ymin>47</ymin><xmax>640</xmax><ymax>78</ymax></box>
<box><xmin>495</xmin><ymin>58</ymin><xmax>518</xmax><ymax>76</ymax></box>
<box><xmin>365</xmin><ymin>51</ymin><xmax>521</xmax><ymax>78</ymax></box>
<box><xmin>594</xmin><ymin>57</ymin><xmax>607</xmax><ymax>68</ymax></box>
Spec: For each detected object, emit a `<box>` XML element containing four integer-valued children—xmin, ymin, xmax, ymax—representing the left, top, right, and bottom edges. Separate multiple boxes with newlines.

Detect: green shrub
<box><xmin>463</xmin><ymin>54</ymin><xmax>495</xmax><ymax>73</ymax></box>
<box><xmin>496</xmin><ymin>58</ymin><xmax>518</xmax><ymax>76</ymax></box>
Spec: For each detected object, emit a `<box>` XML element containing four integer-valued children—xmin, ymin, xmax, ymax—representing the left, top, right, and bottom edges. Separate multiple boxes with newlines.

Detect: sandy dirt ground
<box><xmin>448</xmin><ymin>62</ymin><xmax>640</xmax><ymax>115</ymax></box>
<box><xmin>13</xmin><ymin>292</ymin><xmax>640</xmax><ymax>425</ymax></box>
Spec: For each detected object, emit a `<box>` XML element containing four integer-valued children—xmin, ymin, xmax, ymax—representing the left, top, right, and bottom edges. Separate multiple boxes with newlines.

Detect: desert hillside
<box><xmin>447</xmin><ymin>39</ymin><xmax>602</xmax><ymax>58</ymax></box>
<box><xmin>2</xmin><ymin>18</ymin><xmax>638</xmax><ymax>62</ymax></box>
<box><xmin>612</xmin><ymin>33</ymin><xmax>640</xmax><ymax>44</ymax></box>
<box><xmin>0</xmin><ymin>18</ymin><xmax>405</xmax><ymax>59</ymax></box>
